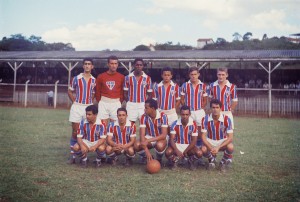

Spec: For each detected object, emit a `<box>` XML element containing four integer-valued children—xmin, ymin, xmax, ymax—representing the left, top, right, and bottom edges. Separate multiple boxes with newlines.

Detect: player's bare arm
<box><xmin>183</xmin><ymin>136</ymin><xmax>197</xmax><ymax>157</ymax></box>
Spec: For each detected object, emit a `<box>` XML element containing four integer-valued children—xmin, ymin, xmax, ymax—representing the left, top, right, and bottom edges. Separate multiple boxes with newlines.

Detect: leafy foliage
<box><xmin>0</xmin><ymin>34</ymin><xmax>75</xmax><ymax>51</ymax></box>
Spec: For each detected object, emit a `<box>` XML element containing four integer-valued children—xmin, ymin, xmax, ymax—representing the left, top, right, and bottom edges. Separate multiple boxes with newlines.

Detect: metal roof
<box><xmin>1</xmin><ymin>50</ymin><xmax>300</xmax><ymax>62</ymax></box>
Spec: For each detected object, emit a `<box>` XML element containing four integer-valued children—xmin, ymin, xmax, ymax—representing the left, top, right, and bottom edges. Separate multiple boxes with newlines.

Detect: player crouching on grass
<box><xmin>106</xmin><ymin>108</ymin><xmax>136</xmax><ymax>166</ymax></box>
<box><xmin>134</xmin><ymin>98</ymin><xmax>168</xmax><ymax>166</ymax></box>
<box><xmin>165</xmin><ymin>105</ymin><xmax>202</xmax><ymax>170</ymax></box>
<box><xmin>201</xmin><ymin>99</ymin><xmax>234</xmax><ymax>172</ymax></box>
<box><xmin>73</xmin><ymin>105</ymin><xmax>107</xmax><ymax>168</ymax></box>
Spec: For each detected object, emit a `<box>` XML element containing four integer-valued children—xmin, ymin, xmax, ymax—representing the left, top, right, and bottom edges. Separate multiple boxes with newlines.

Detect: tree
<box><xmin>243</xmin><ymin>32</ymin><xmax>253</xmax><ymax>41</ymax></box>
<box><xmin>133</xmin><ymin>45</ymin><xmax>150</xmax><ymax>51</ymax></box>
<box><xmin>216</xmin><ymin>38</ymin><xmax>227</xmax><ymax>45</ymax></box>
<box><xmin>262</xmin><ymin>33</ymin><xmax>268</xmax><ymax>40</ymax></box>
<box><xmin>232</xmin><ymin>32</ymin><xmax>242</xmax><ymax>41</ymax></box>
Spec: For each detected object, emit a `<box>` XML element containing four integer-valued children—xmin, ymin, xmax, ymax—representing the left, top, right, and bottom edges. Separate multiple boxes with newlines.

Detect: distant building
<box><xmin>149</xmin><ymin>44</ymin><xmax>155</xmax><ymax>51</ymax></box>
<box><xmin>286</xmin><ymin>37</ymin><xmax>300</xmax><ymax>44</ymax></box>
<box><xmin>197</xmin><ymin>38</ymin><xmax>214</xmax><ymax>49</ymax></box>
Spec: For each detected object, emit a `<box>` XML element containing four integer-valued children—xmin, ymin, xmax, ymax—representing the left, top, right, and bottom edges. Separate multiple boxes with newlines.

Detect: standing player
<box><xmin>208</xmin><ymin>67</ymin><xmax>238</xmax><ymax>128</ymax></box>
<box><xmin>165</xmin><ymin>105</ymin><xmax>202</xmax><ymax>170</ymax></box>
<box><xmin>67</xmin><ymin>58</ymin><xmax>96</xmax><ymax>164</ymax></box>
<box><xmin>134</xmin><ymin>99</ymin><xmax>168</xmax><ymax>165</ymax></box>
<box><xmin>73</xmin><ymin>105</ymin><xmax>107</xmax><ymax>168</ymax></box>
<box><xmin>201</xmin><ymin>99</ymin><xmax>234</xmax><ymax>171</ymax></box>
<box><xmin>106</xmin><ymin>108</ymin><xmax>136</xmax><ymax>166</ymax></box>
<box><xmin>181</xmin><ymin>67</ymin><xmax>207</xmax><ymax>149</ymax></box>
<box><xmin>95</xmin><ymin>55</ymin><xmax>124</xmax><ymax>126</ymax></box>
<box><xmin>153</xmin><ymin>67</ymin><xmax>180</xmax><ymax>126</ymax></box>
<box><xmin>123</xmin><ymin>58</ymin><xmax>152</xmax><ymax>123</ymax></box>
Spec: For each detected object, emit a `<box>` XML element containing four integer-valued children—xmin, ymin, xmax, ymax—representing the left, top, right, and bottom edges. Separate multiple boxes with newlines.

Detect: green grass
<box><xmin>0</xmin><ymin>106</ymin><xmax>300</xmax><ymax>202</ymax></box>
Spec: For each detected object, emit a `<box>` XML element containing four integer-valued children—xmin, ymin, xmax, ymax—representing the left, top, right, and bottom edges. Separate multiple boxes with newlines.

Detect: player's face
<box><xmin>86</xmin><ymin>111</ymin><xmax>97</xmax><ymax>123</ymax></box>
<box><xmin>180</xmin><ymin>109</ymin><xmax>190</xmax><ymax>124</ymax></box>
<box><xmin>83</xmin><ymin>61</ymin><xmax>94</xmax><ymax>73</ymax></box>
<box><xmin>134</xmin><ymin>61</ymin><xmax>144</xmax><ymax>73</ymax></box>
<box><xmin>117</xmin><ymin>111</ymin><xmax>127</xmax><ymax>124</ymax></box>
<box><xmin>161</xmin><ymin>71</ymin><xmax>172</xmax><ymax>83</ymax></box>
<box><xmin>211</xmin><ymin>103</ymin><xmax>221</xmax><ymax>116</ymax></box>
<box><xmin>144</xmin><ymin>103</ymin><xmax>154</xmax><ymax>116</ymax></box>
<box><xmin>108</xmin><ymin>59</ymin><xmax>118</xmax><ymax>73</ymax></box>
<box><xmin>217</xmin><ymin>70</ymin><xmax>228</xmax><ymax>83</ymax></box>
<box><xmin>189</xmin><ymin>70</ymin><xmax>199</xmax><ymax>82</ymax></box>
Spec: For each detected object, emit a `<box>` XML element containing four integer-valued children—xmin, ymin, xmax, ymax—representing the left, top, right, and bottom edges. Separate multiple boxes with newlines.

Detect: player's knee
<box><xmin>195</xmin><ymin>149</ymin><xmax>203</xmax><ymax>158</ymax></box>
<box><xmin>134</xmin><ymin>141</ymin><xmax>141</xmax><ymax>151</ymax></box>
<box><xmin>165</xmin><ymin>147</ymin><xmax>173</xmax><ymax>157</ymax></box>
<box><xmin>156</xmin><ymin>141</ymin><xmax>166</xmax><ymax>152</ymax></box>
<box><xmin>201</xmin><ymin>145</ymin><xmax>208</xmax><ymax>154</ymax></box>
<box><xmin>73</xmin><ymin>143</ymin><xmax>80</xmax><ymax>152</ymax></box>
<box><xmin>227</xmin><ymin>143</ymin><xmax>234</xmax><ymax>152</ymax></box>
<box><xmin>98</xmin><ymin>144</ymin><xmax>106</xmax><ymax>152</ymax></box>
<box><xmin>127</xmin><ymin>147</ymin><xmax>135</xmax><ymax>156</ymax></box>
<box><xmin>106</xmin><ymin>145</ymin><xmax>113</xmax><ymax>154</ymax></box>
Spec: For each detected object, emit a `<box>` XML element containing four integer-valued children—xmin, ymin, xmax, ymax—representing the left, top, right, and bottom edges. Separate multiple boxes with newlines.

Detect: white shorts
<box><xmin>222</xmin><ymin>111</ymin><xmax>234</xmax><ymax>129</ymax></box>
<box><xmin>69</xmin><ymin>103</ymin><xmax>89</xmax><ymax>123</ymax></box>
<box><xmin>145</xmin><ymin>135</ymin><xmax>169</xmax><ymax>147</ymax></box>
<box><xmin>207</xmin><ymin>138</ymin><xmax>227</xmax><ymax>148</ymax></box>
<box><xmin>191</xmin><ymin>109</ymin><xmax>206</xmax><ymax>126</ymax></box>
<box><xmin>175</xmin><ymin>143</ymin><xmax>189</xmax><ymax>153</ymax></box>
<box><xmin>82</xmin><ymin>139</ymin><xmax>98</xmax><ymax>149</ymax></box>
<box><xmin>160</xmin><ymin>108</ymin><xmax>178</xmax><ymax>126</ymax></box>
<box><xmin>97</xmin><ymin>96</ymin><xmax>121</xmax><ymax>121</ymax></box>
<box><xmin>126</xmin><ymin>101</ymin><xmax>145</xmax><ymax>122</ymax></box>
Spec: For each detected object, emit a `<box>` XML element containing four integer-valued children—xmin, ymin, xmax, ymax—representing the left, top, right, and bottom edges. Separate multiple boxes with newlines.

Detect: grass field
<box><xmin>0</xmin><ymin>106</ymin><xmax>299</xmax><ymax>202</ymax></box>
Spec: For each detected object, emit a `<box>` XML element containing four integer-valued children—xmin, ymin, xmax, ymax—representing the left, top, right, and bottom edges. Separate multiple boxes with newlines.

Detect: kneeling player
<box><xmin>201</xmin><ymin>99</ymin><xmax>234</xmax><ymax>171</ymax></box>
<box><xmin>106</xmin><ymin>108</ymin><xmax>136</xmax><ymax>166</ymax></box>
<box><xmin>134</xmin><ymin>99</ymin><xmax>168</xmax><ymax>165</ymax></box>
<box><xmin>165</xmin><ymin>105</ymin><xmax>202</xmax><ymax>170</ymax></box>
<box><xmin>73</xmin><ymin>105</ymin><xmax>107</xmax><ymax>168</ymax></box>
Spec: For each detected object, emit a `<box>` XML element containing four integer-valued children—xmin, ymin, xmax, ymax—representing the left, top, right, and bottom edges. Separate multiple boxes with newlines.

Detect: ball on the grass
<box><xmin>146</xmin><ymin>159</ymin><xmax>161</xmax><ymax>174</ymax></box>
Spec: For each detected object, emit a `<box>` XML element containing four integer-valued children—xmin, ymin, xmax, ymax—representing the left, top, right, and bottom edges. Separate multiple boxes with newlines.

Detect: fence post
<box><xmin>24</xmin><ymin>80</ymin><xmax>30</xmax><ymax>107</ymax></box>
<box><xmin>54</xmin><ymin>80</ymin><xmax>59</xmax><ymax>108</ymax></box>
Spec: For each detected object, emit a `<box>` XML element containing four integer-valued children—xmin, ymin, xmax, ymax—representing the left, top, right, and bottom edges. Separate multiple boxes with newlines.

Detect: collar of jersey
<box><xmin>84</xmin><ymin>118</ymin><xmax>102</xmax><ymax>125</ymax></box>
<box><xmin>128</xmin><ymin>71</ymin><xmax>147</xmax><ymax>78</ymax></box>
<box><xmin>208</xmin><ymin>114</ymin><xmax>225</xmax><ymax>122</ymax></box>
<box><xmin>213</xmin><ymin>80</ymin><xmax>231</xmax><ymax>87</ymax></box>
<box><xmin>187</xmin><ymin>80</ymin><xmax>203</xmax><ymax>85</ymax></box>
<box><xmin>157</xmin><ymin>80</ymin><xmax>176</xmax><ymax>87</ymax></box>
<box><xmin>113</xmin><ymin>119</ymin><xmax>131</xmax><ymax>127</ymax></box>
<box><xmin>176</xmin><ymin>117</ymin><xmax>194</xmax><ymax>126</ymax></box>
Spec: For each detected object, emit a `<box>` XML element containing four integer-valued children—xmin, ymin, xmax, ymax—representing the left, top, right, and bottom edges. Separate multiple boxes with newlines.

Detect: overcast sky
<box><xmin>1</xmin><ymin>0</ymin><xmax>299</xmax><ymax>51</ymax></box>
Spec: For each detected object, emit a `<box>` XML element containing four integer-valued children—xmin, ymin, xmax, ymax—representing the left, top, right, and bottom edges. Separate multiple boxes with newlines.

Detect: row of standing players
<box><xmin>67</xmin><ymin>56</ymin><xmax>238</xmax><ymax>171</ymax></box>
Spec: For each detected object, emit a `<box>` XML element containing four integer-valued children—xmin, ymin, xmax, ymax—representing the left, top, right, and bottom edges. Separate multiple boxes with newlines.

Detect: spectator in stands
<box><xmin>296</xmin><ymin>80</ymin><xmax>300</xmax><ymax>95</ymax></box>
<box><xmin>249</xmin><ymin>78</ymin><xmax>255</xmax><ymax>88</ymax></box>
<box><xmin>256</xmin><ymin>78</ymin><xmax>262</xmax><ymax>88</ymax></box>
<box><xmin>47</xmin><ymin>90</ymin><xmax>54</xmax><ymax>106</ymax></box>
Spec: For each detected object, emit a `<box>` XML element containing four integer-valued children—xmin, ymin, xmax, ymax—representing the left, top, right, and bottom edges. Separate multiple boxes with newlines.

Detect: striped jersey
<box><xmin>77</xmin><ymin>119</ymin><xmax>107</xmax><ymax>142</ymax></box>
<box><xmin>69</xmin><ymin>73</ymin><xmax>96</xmax><ymax>104</ymax></box>
<box><xmin>153</xmin><ymin>81</ymin><xmax>180</xmax><ymax>110</ymax></box>
<box><xmin>140</xmin><ymin>110</ymin><xmax>168</xmax><ymax>137</ymax></box>
<box><xmin>123</xmin><ymin>71</ymin><xmax>152</xmax><ymax>103</ymax></box>
<box><xmin>170</xmin><ymin>117</ymin><xmax>198</xmax><ymax>144</ymax></box>
<box><xmin>107</xmin><ymin>120</ymin><xmax>136</xmax><ymax>145</ymax></box>
<box><xmin>208</xmin><ymin>80</ymin><xmax>238</xmax><ymax>111</ymax></box>
<box><xmin>201</xmin><ymin>114</ymin><xmax>233</xmax><ymax>140</ymax></box>
<box><xmin>181</xmin><ymin>80</ymin><xmax>207</xmax><ymax>111</ymax></box>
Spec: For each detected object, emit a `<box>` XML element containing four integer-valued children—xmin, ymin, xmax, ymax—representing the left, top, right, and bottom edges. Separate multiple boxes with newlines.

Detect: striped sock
<box><xmin>221</xmin><ymin>149</ymin><xmax>233</xmax><ymax>164</ymax></box>
<box><xmin>204</xmin><ymin>152</ymin><xmax>215</xmax><ymax>163</ymax></box>
<box><xmin>96</xmin><ymin>150</ymin><xmax>106</xmax><ymax>159</ymax></box>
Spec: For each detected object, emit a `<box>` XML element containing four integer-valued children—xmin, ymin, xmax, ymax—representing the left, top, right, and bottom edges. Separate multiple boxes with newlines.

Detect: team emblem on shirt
<box><xmin>106</xmin><ymin>81</ymin><xmax>115</xmax><ymax>90</ymax></box>
<box><xmin>171</xmin><ymin>90</ymin><xmax>176</xmax><ymax>96</ymax></box>
<box><xmin>225</xmin><ymin>90</ymin><xmax>231</xmax><ymax>97</ymax></box>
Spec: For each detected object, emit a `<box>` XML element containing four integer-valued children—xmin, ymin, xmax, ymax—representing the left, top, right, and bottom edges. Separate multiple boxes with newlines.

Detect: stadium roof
<box><xmin>1</xmin><ymin>50</ymin><xmax>300</xmax><ymax>62</ymax></box>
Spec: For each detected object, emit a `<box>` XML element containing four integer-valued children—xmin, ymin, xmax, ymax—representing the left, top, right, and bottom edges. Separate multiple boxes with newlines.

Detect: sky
<box><xmin>0</xmin><ymin>0</ymin><xmax>299</xmax><ymax>51</ymax></box>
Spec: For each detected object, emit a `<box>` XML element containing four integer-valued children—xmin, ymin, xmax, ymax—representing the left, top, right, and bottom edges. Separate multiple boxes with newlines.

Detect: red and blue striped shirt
<box><xmin>140</xmin><ymin>110</ymin><xmax>168</xmax><ymax>137</ymax></box>
<box><xmin>153</xmin><ymin>81</ymin><xmax>180</xmax><ymax>110</ymax></box>
<box><xmin>170</xmin><ymin>117</ymin><xmax>198</xmax><ymax>144</ymax></box>
<box><xmin>201</xmin><ymin>114</ymin><xmax>233</xmax><ymax>140</ymax></box>
<box><xmin>107</xmin><ymin>120</ymin><xmax>136</xmax><ymax>145</ymax></box>
<box><xmin>181</xmin><ymin>80</ymin><xmax>207</xmax><ymax>111</ymax></box>
<box><xmin>208</xmin><ymin>80</ymin><xmax>238</xmax><ymax>111</ymax></box>
<box><xmin>77</xmin><ymin>119</ymin><xmax>106</xmax><ymax>142</ymax></box>
<box><xmin>124</xmin><ymin>71</ymin><xmax>152</xmax><ymax>103</ymax></box>
<box><xmin>69</xmin><ymin>73</ymin><xmax>96</xmax><ymax>104</ymax></box>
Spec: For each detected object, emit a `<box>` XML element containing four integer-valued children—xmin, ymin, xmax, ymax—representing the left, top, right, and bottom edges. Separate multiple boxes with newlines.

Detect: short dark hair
<box><xmin>85</xmin><ymin>105</ymin><xmax>98</xmax><ymax>114</ymax></box>
<box><xmin>133</xmin><ymin>58</ymin><xmax>145</xmax><ymax>66</ymax></box>
<box><xmin>145</xmin><ymin>98</ymin><xmax>158</xmax><ymax>110</ymax></box>
<box><xmin>180</xmin><ymin>105</ymin><xmax>190</xmax><ymax>113</ymax></box>
<box><xmin>217</xmin><ymin>67</ymin><xmax>228</xmax><ymax>73</ymax></box>
<box><xmin>117</xmin><ymin>107</ymin><xmax>127</xmax><ymax>114</ymax></box>
<box><xmin>161</xmin><ymin>66</ymin><xmax>173</xmax><ymax>75</ymax></box>
<box><xmin>188</xmin><ymin>67</ymin><xmax>199</xmax><ymax>74</ymax></box>
<box><xmin>210</xmin><ymin>99</ymin><xmax>223</xmax><ymax>108</ymax></box>
<box><xmin>107</xmin><ymin>55</ymin><xmax>118</xmax><ymax>63</ymax></box>
<box><xmin>83</xmin><ymin>58</ymin><xmax>93</xmax><ymax>65</ymax></box>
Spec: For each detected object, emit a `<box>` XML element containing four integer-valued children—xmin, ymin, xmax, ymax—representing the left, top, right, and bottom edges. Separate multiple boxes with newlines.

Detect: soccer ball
<box><xmin>146</xmin><ymin>159</ymin><xmax>161</xmax><ymax>174</ymax></box>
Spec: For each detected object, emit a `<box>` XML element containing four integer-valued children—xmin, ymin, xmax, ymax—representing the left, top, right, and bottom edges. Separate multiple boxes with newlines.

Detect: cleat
<box><xmin>80</xmin><ymin>159</ymin><xmax>88</xmax><ymax>168</ymax></box>
<box><xmin>101</xmin><ymin>157</ymin><xmax>106</xmax><ymax>163</ymax></box>
<box><xmin>67</xmin><ymin>157</ymin><xmax>76</xmax><ymax>165</ymax></box>
<box><xmin>123</xmin><ymin>158</ymin><xmax>133</xmax><ymax>167</ymax></box>
<box><xmin>219</xmin><ymin>162</ymin><xmax>226</xmax><ymax>172</ymax></box>
<box><xmin>96</xmin><ymin>161</ymin><xmax>102</xmax><ymax>168</ymax></box>
<box><xmin>207</xmin><ymin>162</ymin><xmax>216</xmax><ymax>170</ymax></box>
<box><xmin>170</xmin><ymin>161</ymin><xmax>178</xmax><ymax>170</ymax></box>
<box><xmin>188</xmin><ymin>159</ymin><xmax>196</xmax><ymax>171</ymax></box>
<box><xmin>139</xmin><ymin>156</ymin><xmax>147</xmax><ymax>165</ymax></box>
<box><xmin>111</xmin><ymin>157</ymin><xmax>118</xmax><ymax>166</ymax></box>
